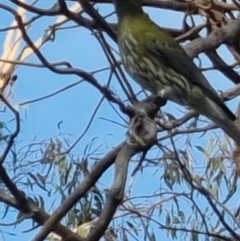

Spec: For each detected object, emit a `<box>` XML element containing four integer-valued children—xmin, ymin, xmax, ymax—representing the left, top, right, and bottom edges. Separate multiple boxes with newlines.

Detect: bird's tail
<box><xmin>195</xmin><ymin>97</ymin><xmax>240</xmax><ymax>174</ymax></box>
<box><xmin>215</xmin><ymin>117</ymin><xmax>240</xmax><ymax>144</ymax></box>
<box><xmin>199</xmin><ymin>97</ymin><xmax>240</xmax><ymax>145</ymax></box>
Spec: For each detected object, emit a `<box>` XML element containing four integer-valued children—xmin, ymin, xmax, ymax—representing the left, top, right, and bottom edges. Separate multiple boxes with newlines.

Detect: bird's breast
<box><xmin>118</xmin><ymin>28</ymin><xmax>202</xmax><ymax>103</ymax></box>
<box><xmin>119</xmin><ymin>31</ymin><xmax>163</xmax><ymax>92</ymax></box>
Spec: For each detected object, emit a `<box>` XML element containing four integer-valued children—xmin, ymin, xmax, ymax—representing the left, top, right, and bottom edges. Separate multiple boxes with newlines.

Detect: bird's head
<box><xmin>113</xmin><ymin>0</ymin><xmax>143</xmax><ymax>19</ymax></box>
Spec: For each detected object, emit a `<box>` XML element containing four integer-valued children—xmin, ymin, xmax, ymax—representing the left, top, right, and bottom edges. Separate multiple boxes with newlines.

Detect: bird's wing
<box><xmin>147</xmin><ymin>37</ymin><xmax>236</xmax><ymax>120</ymax></box>
<box><xmin>148</xmin><ymin>39</ymin><xmax>218</xmax><ymax>96</ymax></box>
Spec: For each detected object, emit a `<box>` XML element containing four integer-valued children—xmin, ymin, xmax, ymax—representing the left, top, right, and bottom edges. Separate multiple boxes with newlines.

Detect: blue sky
<box><xmin>0</xmin><ymin>1</ymin><xmax>239</xmax><ymax>241</ymax></box>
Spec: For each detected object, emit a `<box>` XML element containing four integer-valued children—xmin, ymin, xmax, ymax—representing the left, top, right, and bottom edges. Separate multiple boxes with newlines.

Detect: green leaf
<box><xmin>166</xmin><ymin>213</ymin><xmax>171</xmax><ymax>226</ymax></box>
<box><xmin>195</xmin><ymin>145</ymin><xmax>206</xmax><ymax>155</ymax></box>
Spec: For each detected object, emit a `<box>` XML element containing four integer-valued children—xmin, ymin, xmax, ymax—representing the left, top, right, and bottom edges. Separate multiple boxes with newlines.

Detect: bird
<box><xmin>113</xmin><ymin>0</ymin><xmax>240</xmax><ymax>144</ymax></box>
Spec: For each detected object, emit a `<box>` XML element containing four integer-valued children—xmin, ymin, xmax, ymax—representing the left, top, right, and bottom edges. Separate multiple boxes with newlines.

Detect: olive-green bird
<box><xmin>113</xmin><ymin>0</ymin><xmax>240</xmax><ymax>143</ymax></box>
